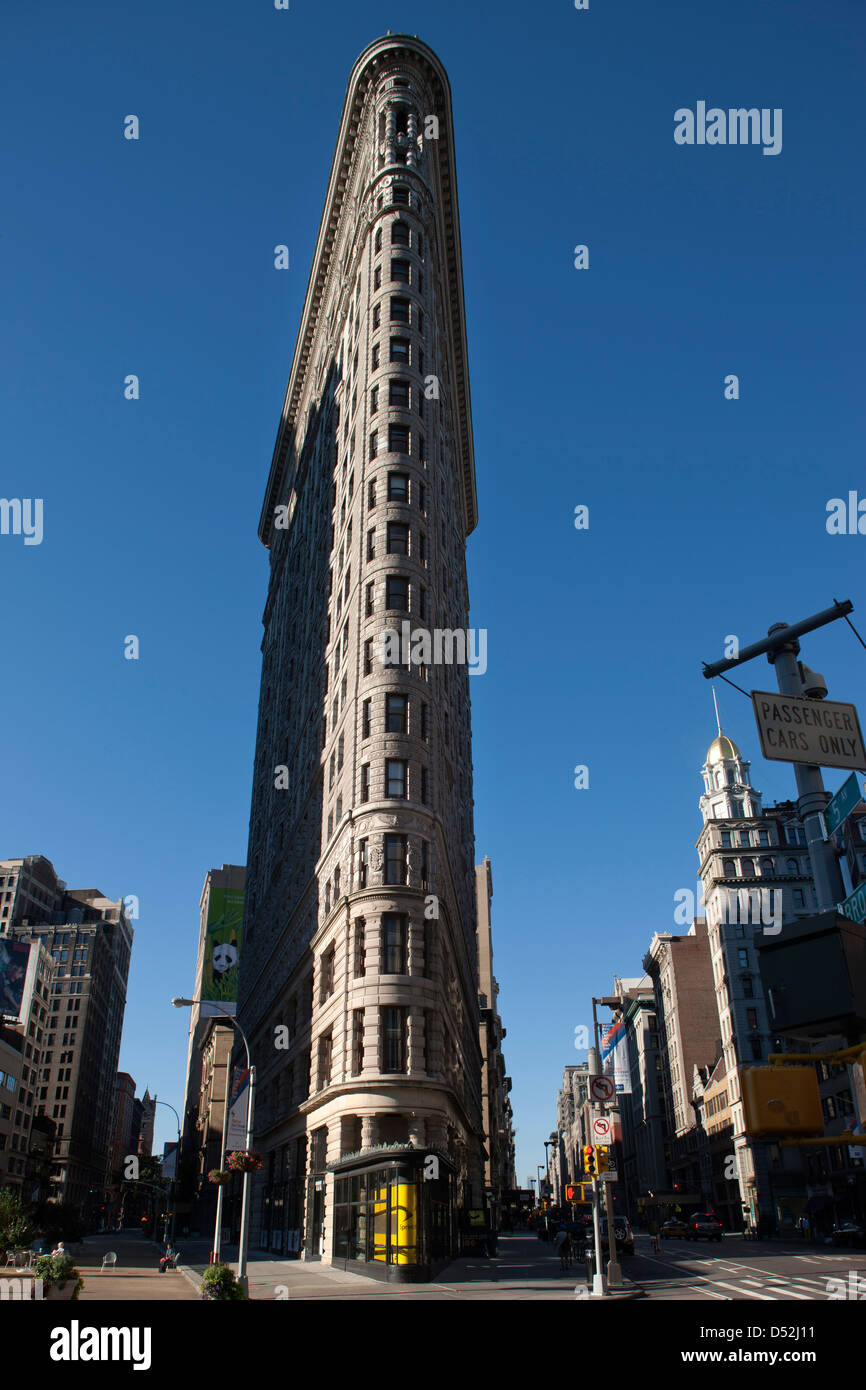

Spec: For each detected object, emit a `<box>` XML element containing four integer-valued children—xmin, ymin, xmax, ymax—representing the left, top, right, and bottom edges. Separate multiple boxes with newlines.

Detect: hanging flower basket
<box><xmin>208</xmin><ymin>1169</ymin><xmax>232</xmax><ymax>1186</ymax></box>
<box><xmin>226</xmin><ymin>1150</ymin><xmax>263</xmax><ymax>1174</ymax></box>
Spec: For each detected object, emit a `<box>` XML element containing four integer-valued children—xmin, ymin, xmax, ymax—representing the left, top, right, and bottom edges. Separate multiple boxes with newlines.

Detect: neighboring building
<box><xmin>695</xmin><ymin>730</ymin><xmax>866</xmax><ymax>1231</ymax></box>
<box><xmin>607</xmin><ymin>975</ymin><xmax>667</xmax><ymax>1220</ymax></box>
<box><xmin>475</xmin><ymin>858</ymin><xmax>515</xmax><ymax>1221</ymax></box>
<box><xmin>237</xmin><ymin>33</ymin><xmax>485</xmax><ymax>1280</ymax></box>
<box><xmin>180</xmin><ymin>865</ymin><xmax>246</xmax><ymax>1233</ymax></box>
<box><xmin>138</xmin><ymin>1088</ymin><xmax>156</xmax><ymax>1158</ymax></box>
<box><xmin>554</xmin><ymin>1063</ymin><xmax>591</xmax><ymax>1201</ymax></box>
<box><xmin>692</xmin><ymin>1053</ymin><xmax>741</xmax><ymax>1229</ymax></box>
<box><xmin>643</xmin><ymin>919</ymin><xmax>720</xmax><ymax>1214</ymax></box>
<box><xmin>109</xmin><ymin>1071</ymin><xmax>139</xmax><ymax>1186</ymax></box>
<box><xmin>0</xmin><ymin>936</ymin><xmax>54</xmax><ymax>1199</ymax></box>
<box><xmin>1</xmin><ymin>855</ymin><xmax>133</xmax><ymax>1218</ymax></box>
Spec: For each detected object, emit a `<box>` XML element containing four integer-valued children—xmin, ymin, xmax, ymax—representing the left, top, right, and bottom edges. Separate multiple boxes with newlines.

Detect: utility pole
<box><xmin>703</xmin><ymin>601</ymin><xmax>854</xmax><ymax>910</ymax></box>
<box><xmin>592</xmin><ymin>998</ymin><xmax>622</xmax><ymax>1290</ymax></box>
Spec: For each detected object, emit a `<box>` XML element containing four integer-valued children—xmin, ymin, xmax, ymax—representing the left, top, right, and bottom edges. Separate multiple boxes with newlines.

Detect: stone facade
<box><xmin>237</xmin><ymin>34</ymin><xmax>485</xmax><ymax>1273</ymax></box>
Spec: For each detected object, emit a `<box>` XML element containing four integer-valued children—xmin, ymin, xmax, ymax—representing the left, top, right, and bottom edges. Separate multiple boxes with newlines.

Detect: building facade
<box><xmin>237</xmin><ymin>34</ymin><xmax>485</xmax><ymax>1280</ymax></box>
<box><xmin>475</xmin><ymin>858</ymin><xmax>515</xmax><ymax>1223</ymax></box>
<box><xmin>0</xmin><ymin>855</ymin><xmax>133</xmax><ymax>1219</ymax></box>
<box><xmin>696</xmin><ymin>731</ymin><xmax>866</xmax><ymax>1231</ymax></box>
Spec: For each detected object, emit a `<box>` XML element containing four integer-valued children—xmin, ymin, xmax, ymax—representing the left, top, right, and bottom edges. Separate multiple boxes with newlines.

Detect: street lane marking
<box><xmin>708</xmin><ymin>1280</ymin><xmax>775</xmax><ymax>1300</ymax></box>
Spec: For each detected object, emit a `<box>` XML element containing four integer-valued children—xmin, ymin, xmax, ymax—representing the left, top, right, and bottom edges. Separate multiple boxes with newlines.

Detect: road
<box><xmin>627</xmin><ymin>1234</ymin><xmax>866</xmax><ymax>1301</ymax></box>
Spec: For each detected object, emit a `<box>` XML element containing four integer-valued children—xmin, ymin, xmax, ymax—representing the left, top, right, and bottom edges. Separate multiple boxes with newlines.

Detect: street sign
<box><xmin>592</xmin><ymin>1116</ymin><xmax>612</xmax><ymax>1143</ymax></box>
<box><xmin>597</xmin><ymin>1169</ymin><xmax>618</xmax><ymax>1183</ymax></box>
<box><xmin>839</xmin><ymin>880</ymin><xmax>866</xmax><ymax>925</ymax></box>
<box><xmin>825</xmin><ymin>773</ymin><xmax>865</xmax><ymax>837</ymax></box>
<box><xmin>590</xmin><ymin>1075</ymin><xmax>615</xmax><ymax>1103</ymax></box>
<box><xmin>751</xmin><ymin>691</ymin><xmax>866</xmax><ymax>771</ymax></box>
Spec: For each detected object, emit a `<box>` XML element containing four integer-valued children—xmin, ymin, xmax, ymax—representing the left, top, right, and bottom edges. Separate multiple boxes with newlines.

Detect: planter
<box><xmin>46</xmin><ymin>1279</ymin><xmax>80</xmax><ymax>1301</ymax></box>
<box><xmin>226</xmin><ymin>1151</ymin><xmax>263</xmax><ymax>1174</ymax></box>
<box><xmin>208</xmin><ymin>1170</ymin><xmax>232</xmax><ymax>1186</ymax></box>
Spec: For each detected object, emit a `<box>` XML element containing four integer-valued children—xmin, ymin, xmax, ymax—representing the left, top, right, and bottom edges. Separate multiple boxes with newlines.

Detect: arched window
<box><xmin>760</xmin><ymin>857</ymin><xmax>774</xmax><ymax>875</ymax></box>
<box><xmin>786</xmin><ymin>858</ymin><xmax>798</xmax><ymax>875</ymax></box>
<box><xmin>723</xmin><ymin>859</ymin><xmax>737</xmax><ymax>877</ymax></box>
<box><xmin>374</xmin><ymin>227</ymin><xmax>382</xmax><ymax>253</ymax></box>
<box><xmin>741</xmin><ymin>858</ymin><xmax>756</xmax><ymax>876</ymax></box>
<box><xmin>391</xmin><ymin>220</ymin><xmax>410</xmax><ymax>247</ymax></box>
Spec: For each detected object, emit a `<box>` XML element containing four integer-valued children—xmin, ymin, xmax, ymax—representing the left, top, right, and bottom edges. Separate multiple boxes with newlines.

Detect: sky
<box><xmin>2</xmin><ymin>0</ymin><xmax>864</xmax><ymax>1183</ymax></box>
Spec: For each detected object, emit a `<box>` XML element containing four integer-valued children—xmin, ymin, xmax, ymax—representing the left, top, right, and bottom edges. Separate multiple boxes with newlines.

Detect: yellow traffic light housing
<box><xmin>583</xmin><ymin>1144</ymin><xmax>596</xmax><ymax>1176</ymax></box>
<box><xmin>596</xmin><ymin>1145</ymin><xmax>610</xmax><ymax>1174</ymax></box>
<box><xmin>741</xmin><ymin>1066</ymin><xmax>823</xmax><ymax>1138</ymax></box>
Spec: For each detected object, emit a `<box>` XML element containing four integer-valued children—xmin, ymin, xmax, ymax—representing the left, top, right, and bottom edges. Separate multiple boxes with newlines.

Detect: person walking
<box><xmin>553</xmin><ymin>1224</ymin><xmax>572</xmax><ymax>1271</ymax></box>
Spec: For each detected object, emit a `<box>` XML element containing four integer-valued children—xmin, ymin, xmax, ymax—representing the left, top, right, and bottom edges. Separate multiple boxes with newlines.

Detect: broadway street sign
<box><xmin>840</xmin><ymin>880</ymin><xmax>866</xmax><ymax>926</ymax></box>
<box><xmin>751</xmin><ymin>691</ymin><xmax>866</xmax><ymax>771</ymax></box>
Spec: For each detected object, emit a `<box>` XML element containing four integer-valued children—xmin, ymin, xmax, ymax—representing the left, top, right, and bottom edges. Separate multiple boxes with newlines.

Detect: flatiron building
<box><xmin>238</xmin><ymin>34</ymin><xmax>485</xmax><ymax>1280</ymax></box>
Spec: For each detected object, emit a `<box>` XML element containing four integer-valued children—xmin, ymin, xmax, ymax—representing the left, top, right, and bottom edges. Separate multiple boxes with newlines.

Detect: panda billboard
<box><xmin>201</xmin><ymin>883</ymin><xmax>244</xmax><ymax>1018</ymax></box>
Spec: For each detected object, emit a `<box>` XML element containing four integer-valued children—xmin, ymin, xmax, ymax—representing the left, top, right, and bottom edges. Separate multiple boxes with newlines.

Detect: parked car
<box><xmin>600</xmin><ymin>1217</ymin><xmax>634</xmax><ymax>1257</ymax></box>
<box><xmin>660</xmin><ymin>1218</ymin><xmax>689</xmax><ymax>1239</ymax></box>
<box><xmin>830</xmin><ymin>1222</ymin><xmax>866</xmax><ymax>1248</ymax></box>
<box><xmin>687</xmin><ymin>1212</ymin><xmax>724</xmax><ymax>1242</ymax></box>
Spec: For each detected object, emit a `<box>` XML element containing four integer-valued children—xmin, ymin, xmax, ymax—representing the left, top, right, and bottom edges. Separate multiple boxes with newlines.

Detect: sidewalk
<box><xmin>179</xmin><ymin>1231</ymin><xmax>644</xmax><ymax>1300</ymax></box>
<box><xmin>75</xmin><ymin>1234</ymin><xmax>198</xmax><ymax>1301</ymax></box>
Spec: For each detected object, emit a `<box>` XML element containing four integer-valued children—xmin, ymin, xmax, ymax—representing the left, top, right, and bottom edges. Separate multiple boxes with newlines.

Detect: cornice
<box><xmin>259</xmin><ymin>34</ymin><xmax>478</xmax><ymax>548</ymax></box>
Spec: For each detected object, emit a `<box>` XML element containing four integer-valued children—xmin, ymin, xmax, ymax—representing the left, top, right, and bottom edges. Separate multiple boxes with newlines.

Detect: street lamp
<box><xmin>153</xmin><ymin>1099</ymin><xmax>182</xmax><ymax>1248</ymax></box>
<box><xmin>172</xmin><ymin>997</ymin><xmax>255</xmax><ymax>1291</ymax></box>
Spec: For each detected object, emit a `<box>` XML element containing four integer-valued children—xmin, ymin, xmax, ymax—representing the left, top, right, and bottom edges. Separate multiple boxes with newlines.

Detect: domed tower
<box><xmin>699</xmin><ymin>733</ymin><xmax>762</xmax><ymax>824</ymax></box>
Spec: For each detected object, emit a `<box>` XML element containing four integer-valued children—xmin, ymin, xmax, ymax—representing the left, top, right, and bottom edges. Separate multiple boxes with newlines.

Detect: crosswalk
<box><xmin>636</xmin><ymin>1243</ymin><xmax>864</xmax><ymax>1301</ymax></box>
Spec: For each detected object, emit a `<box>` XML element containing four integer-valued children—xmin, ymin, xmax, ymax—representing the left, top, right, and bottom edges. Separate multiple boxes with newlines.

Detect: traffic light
<box><xmin>596</xmin><ymin>1146</ymin><xmax>610</xmax><ymax>1174</ymax></box>
<box><xmin>583</xmin><ymin>1145</ymin><xmax>595</xmax><ymax>1176</ymax></box>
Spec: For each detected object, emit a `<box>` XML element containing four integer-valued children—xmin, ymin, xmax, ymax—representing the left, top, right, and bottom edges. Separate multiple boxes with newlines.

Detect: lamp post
<box><xmin>172</xmin><ymin>997</ymin><xmax>255</xmax><ymax>1291</ymax></box>
<box><xmin>152</xmin><ymin>1099</ymin><xmax>182</xmax><ymax>1248</ymax></box>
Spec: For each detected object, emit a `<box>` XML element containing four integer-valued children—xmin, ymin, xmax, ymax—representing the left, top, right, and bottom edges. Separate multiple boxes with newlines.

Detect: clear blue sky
<box><xmin>2</xmin><ymin>1</ymin><xmax>864</xmax><ymax>1183</ymax></box>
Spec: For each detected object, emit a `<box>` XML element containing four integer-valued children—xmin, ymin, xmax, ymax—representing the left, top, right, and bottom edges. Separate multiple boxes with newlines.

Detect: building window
<box><xmin>389</xmin><ymin>378</ymin><xmax>410</xmax><ymax>409</ymax></box>
<box><xmin>388</xmin><ymin>472</ymin><xmax>409</xmax><ymax>502</ymax></box>
<box><xmin>368</xmin><ymin>478</ymin><xmax>377</xmax><ymax>508</ymax></box>
<box><xmin>786</xmin><ymin>858</ymin><xmax>799</xmax><ymax>874</ymax></box>
<box><xmin>381</xmin><ymin>914</ymin><xmax>407</xmax><ymax>975</ymax></box>
<box><xmin>352</xmin><ymin>1009</ymin><xmax>364</xmax><ymax>1075</ymax></box>
<box><xmin>360</xmin><ymin>764</ymin><xmax>370</xmax><ymax>803</ymax></box>
<box><xmin>365</xmin><ymin>582</ymin><xmax>375</xmax><ymax>618</ymax></box>
<box><xmin>390</xmin><ymin>336</ymin><xmax>410</xmax><ymax>364</ymax></box>
<box><xmin>354</xmin><ymin>918</ymin><xmax>366</xmax><ymax>975</ymax></box>
<box><xmin>746</xmin><ymin>1008</ymin><xmax>758</xmax><ymax>1029</ymax></box>
<box><xmin>388</xmin><ymin>424</ymin><xmax>410</xmax><ymax>454</ymax></box>
<box><xmin>793</xmin><ymin>888</ymin><xmax>805</xmax><ymax>908</ymax></box>
<box><xmin>374</xmin><ymin>227</ymin><xmax>382</xmax><ymax>253</ymax></box>
<box><xmin>371</xmin><ymin>342</ymin><xmax>380</xmax><ymax>370</ymax></box>
<box><xmin>369</xmin><ymin>430</ymin><xmax>378</xmax><ymax>459</ymax></box>
<box><xmin>723</xmin><ymin>859</ymin><xmax>736</xmax><ymax>877</ymax></box>
<box><xmin>391</xmin><ymin>258</ymin><xmax>411</xmax><ymax>284</ymax></box>
<box><xmin>387</xmin><ymin>522</ymin><xmax>409</xmax><ymax>555</ymax></box>
<box><xmin>420</xmin><ymin>702</ymin><xmax>428</xmax><ymax>739</ymax></box>
<box><xmin>386</xmin><ymin>693</ymin><xmax>408</xmax><ymax>733</ymax></box>
<box><xmin>750</xmin><ymin>1038</ymin><xmax>762</xmax><ymax>1060</ymax></box>
<box><xmin>367</xmin><ymin>528</ymin><xmax>376</xmax><ymax>560</ymax></box>
<box><xmin>317</xmin><ymin>1032</ymin><xmax>333</xmax><ymax>1089</ymax></box>
<box><xmin>362</xmin><ymin>698</ymin><xmax>372</xmax><ymax>739</ymax></box>
<box><xmin>391</xmin><ymin>220</ymin><xmax>410</xmax><ymax>246</ymax></box>
<box><xmin>381</xmin><ymin>1006</ymin><xmax>407</xmax><ymax>1072</ymax></box>
<box><xmin>374</xmin><ymin>265</ymin><xmax>382</xmax><ymax>290</ymax></box>
<box><xmin>720</xmin><ymin>831</ymin><xmax>732</xmax><ymax>848</ymax></box>
<box><xmin>386</xmin><ymin>759</ymin><xmax>407</xmax><ymax>798</ymax></box>
<box><xmin>385</xmin><ymin>575</ymin><xmax>409</xmax><ymax>611</ymax></box>
<box><xmin>737</xmin><ymin>948</ymin><xmax>749</xmax><ymax>967</ymax></box>
<box><xmin>420</xmin><ymin>767</ymin><xmax>429</xmax><ymax>803</ymax></box>
<box><xmin>320</xmin><ymin>947</ymin><xmax>335</xmax><ymax>1004</ymax></box>
<box><xmin>741</xmin><ymin>858</ymin><xmax>755</xmax><ymax>876</ymax></box>
<box><xmin>373</xmin><ymin>303</ymin><xmax>381</xmax><ymax>329</ymax></box>
<box><xmin>760</xmin><ymin>857</ymin><xmax>774</xmax><ymax>875</ymax></box>
<box><xmin>758</xmin><ymin>830</ymin><xmax>770</xmax><ymax>846</ymax></box>
<box><xmin>363</xmin><ymin>639</ymin><xmax>373</xmax><ymax>675</ymax></box>
<box><xmin>384</xmin><ymin>835</ymin><xmax>408</xmax><ymax>886</ymax></box>
<box><xmin>391</xmin><ymin>296</ymin><xmax>410</xmax><ymax>324</ymax></box>
<box><xmin>391</xmin><ymin>185</ymin><xmax>409</xmax><ymax>206</ymax></box>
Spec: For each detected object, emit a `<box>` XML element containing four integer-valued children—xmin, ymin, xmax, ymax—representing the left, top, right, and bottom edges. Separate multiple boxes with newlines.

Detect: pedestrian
<box><xmin>553</xmin><ymin>1224</ymin><xmax>571</xmax><ymax>1271</ymax></box>
<box><xmin>50</xmin><ymin>1241</ymin><xmax>66</xmax><ymax>1258</ymax></box>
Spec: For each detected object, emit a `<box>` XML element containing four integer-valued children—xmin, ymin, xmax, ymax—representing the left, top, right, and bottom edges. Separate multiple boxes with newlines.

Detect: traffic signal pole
<box><xmin>703</xmin><ymin>601</ymin><xmax>852</xmax><ymax>911</ymax></box>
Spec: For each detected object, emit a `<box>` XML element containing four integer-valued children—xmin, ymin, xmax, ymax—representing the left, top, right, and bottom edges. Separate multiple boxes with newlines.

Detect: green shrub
<box><xmin>200</xmin><ymin>1262</ymin><xmax>246</xmax><ymax>1300</ymax></box>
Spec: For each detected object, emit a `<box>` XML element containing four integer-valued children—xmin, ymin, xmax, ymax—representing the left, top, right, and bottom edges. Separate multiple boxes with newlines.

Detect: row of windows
<box><xmin>372</xmin><ymin>259</ymin><xmax>424</xmax><ymax>294</ymax></box>
<box><xmin>373</xmin><ymin>220</ymin><xmax>421</xmax><ymax>255</ymax></box>
<box><xmin>720</xmin><ymin>857</ymin><xmax>811</xmax><ymax>880</ymax></box>
<box><xmin>319</xmin><ymin>913</ymin><xmax>433</xmax><ymax>995</ymax></box>
<box><xmin>371</xmin><ymin>335</ymin><xmax>424</xmax><ymax>372</ymax></box>
<box><xmin>361</xmin><ymin>692</ymin><xmax>427</xmax><ymax>738</ymax></box>
<box><xmin>369</xmin><ymin>424</ymin><xmax>424</xmax><ymax>461</ymax></box>
<box><xmin>319</xmin><ymin>1004</ymin><xmax>435</xmax><ymax>1081</ymax></box>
